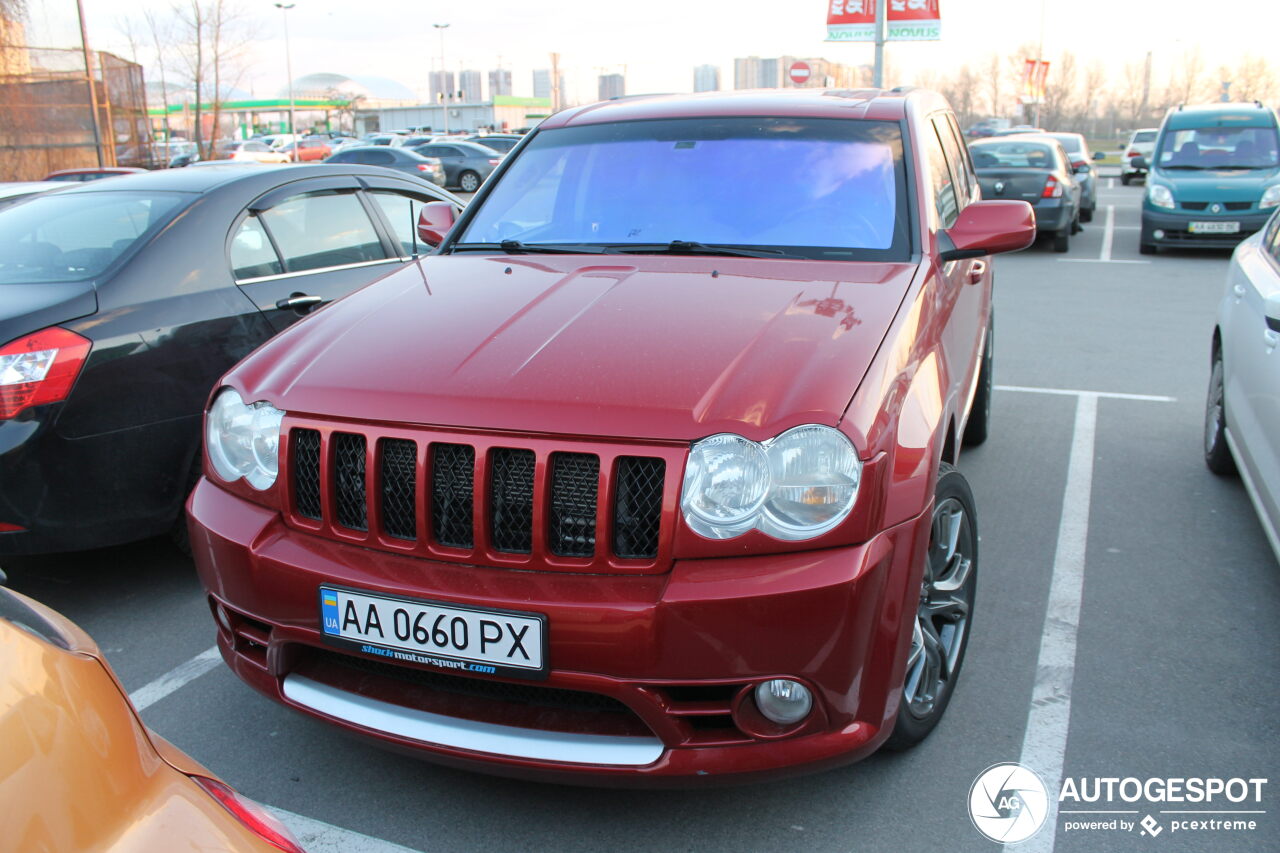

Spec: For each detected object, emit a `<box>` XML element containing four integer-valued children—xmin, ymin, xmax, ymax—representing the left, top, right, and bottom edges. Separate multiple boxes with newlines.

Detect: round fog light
<box><xmin>1153</xmin><ymin>229</ymin><xmax>1165</xmax><ymax>240</ymax></box>
<box><xmin>215</xmin><ymin>603</ymin><xmax>232</xmax><ymax>633</ymax></box>
<box><xmin>754</xmin><ymin>679</ymin><xmax>812</xmax><ymax>725</ymax></box>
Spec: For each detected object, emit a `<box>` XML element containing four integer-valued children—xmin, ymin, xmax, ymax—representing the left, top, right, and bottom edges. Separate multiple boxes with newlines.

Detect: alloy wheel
<box><xmin>903</xmin><ymin>496</ymin><xmax>976</xmax><ymax>719</ymax></box>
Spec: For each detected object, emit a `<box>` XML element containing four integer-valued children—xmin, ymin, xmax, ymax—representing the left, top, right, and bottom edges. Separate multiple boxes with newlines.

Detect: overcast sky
<box><xmin>26</xmin><ymin>0</ymin><xmax>1280</xmax><ymax>104</ymax></box>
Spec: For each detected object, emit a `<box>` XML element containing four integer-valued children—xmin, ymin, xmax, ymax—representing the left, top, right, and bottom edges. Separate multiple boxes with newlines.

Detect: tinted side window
<box><xmin>350</xmin><ymin>149</ymin><xmax>394</xmax><ymax>166</ymax></box>
<box><xmin>416</xmin><ymin>146</ymin><xmax>443</xmax><ymax>157</ymax></box>
<box><xmin>259</xmin><ymin>191</ymin><xmax>388</xmax><ymax>273</ymax></box>
<box><xmin>230</xmin><ymin>216</ymin><xmax>283</xmax><ymax>279</ymax></box>
<box><xmin>944</xmin><ymin>114</ymin><xmax>980</xmax><ymax>201</ymax></box>
<box><xmin>925</xmin><ymin>124</ymin><xmax>959</xmax><ymax>228</ymax></box>
<box><xmin>931</xmin><ymin>115</ymin><xmax>969</xmax><ymax>207</ymax></box>
<box><xmin>370</xmin><ymin>190</ymin><xmax>450</xmax><ymax>257</ymax></box>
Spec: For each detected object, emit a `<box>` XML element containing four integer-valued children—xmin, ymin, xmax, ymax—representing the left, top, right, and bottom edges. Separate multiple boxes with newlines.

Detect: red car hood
<box><xmin>233</xmin><ymin>255</ymin><xmax>918</xmax><ymax>442</ymax></box>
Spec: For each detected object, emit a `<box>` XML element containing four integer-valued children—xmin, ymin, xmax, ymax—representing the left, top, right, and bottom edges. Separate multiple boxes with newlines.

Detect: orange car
<box><xmin>280</xmin><ymin>138</ymin><xmax>332</xmax><ymax>161</ymax></box>
<box><xmin>0</xmin><ymin>580</ymin><xmax>304</xmax><ymax>852</ymax></box>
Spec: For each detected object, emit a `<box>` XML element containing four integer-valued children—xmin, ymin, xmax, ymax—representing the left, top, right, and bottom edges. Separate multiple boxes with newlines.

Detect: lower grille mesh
<box><xmin>292</xmin><ymin>429</ymin><xmax>322</xmax><ymax>521</ymax></box>
<box><xmin>614</xmin><ymin>457</ymin><xmax>665</xmax><ymax>559</ymax></box>
<box><xmin>379</xmin><ymin>439</ymin><xmax>416</xmax><ymax>540</ymax></box>
<box><xmin>431</xmin><ymin>444</ymin><xmax>475</xmax><ymax>548</ymax></box>
<box><xmin>333</xmin><ymin>433</ymin><xmax>367</xmax><ymax>531</ymax></box>
<box><xmin>549</xmin><ymin>453</ymin><xmax>599</xmax><ymax>557</ymax></box>
<box><xmin>490</xmin><ymin>448</ymin><xmax>535</xmax><ymax>553</ymax></box>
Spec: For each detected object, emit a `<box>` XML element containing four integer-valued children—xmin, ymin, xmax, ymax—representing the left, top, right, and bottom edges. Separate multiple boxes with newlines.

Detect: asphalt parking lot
<box><xmin>5</xmin><ymin>175</ymin><xmax>1278</xmax><ymax>853</ymax></box>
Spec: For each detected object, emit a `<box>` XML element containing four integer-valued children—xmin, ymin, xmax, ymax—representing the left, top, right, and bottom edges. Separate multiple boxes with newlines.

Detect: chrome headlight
<box><xmin>206</xmin><ymin>387</ymin><xmax>284</xmax><ymax>490</ymax></box>
<box><xmin>1148</xmin><ymin>184</ymin><xmax>1175</xmax><ymax>210</ymax></box>
<box><xmin>681</xmin><ymin>425</ymin><xmax>862</xmax><ymax>541</ymax></box>
<box><xmin>1261</xmin><ymin>185</ymin><xmax>1280</xmax><ymax>210</ymax></box>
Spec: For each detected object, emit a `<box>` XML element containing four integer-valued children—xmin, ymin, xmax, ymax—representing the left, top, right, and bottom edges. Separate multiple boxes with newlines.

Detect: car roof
<box><xmin>0</xmin><ymin>181</ymin><xmax>65</xmax><ymax>199</ymax></box>
<box><xmin>37</xmin><ymin>163</ymin><xmax>440</xmax><ymax>195</ymax></box>
<box><xmin>970</xmin><ymin>133</ymin><xmax>1056</xmax><ymax>146</ymax></box>
<box><xmin>541</xmin><ymin>88</ymin><xmax>935</xmax><ymax>129</ymax></box>
<box><xmin>1165</xmin><ymin>102</ymin><xmax>1278</xmax><ymax>129</ymax></box>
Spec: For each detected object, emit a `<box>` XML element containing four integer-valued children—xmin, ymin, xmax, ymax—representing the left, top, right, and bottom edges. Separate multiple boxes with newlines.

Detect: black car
<box><xmin>322</xmin><ymin>146</ymin><xmax>447</xmax><ymax>187</ymax></box>
<box><xmin>0</xmin><ymin>164</ymin><xmax>462</xmax><ymax>556</ymax></box>
<box><xmin>464</xmin><ymin>134</ymin><xmax>522</xmax><ymax>154</ymax></box>
<box><xmin>409</xmin><ymin>140</ymin><xmax>503</xmax><ymax>192</ymax></box>
<box><xmin>968</xmin><ymin>135</ymin><xmax>1083</xmax><ymax>252</ymax></box>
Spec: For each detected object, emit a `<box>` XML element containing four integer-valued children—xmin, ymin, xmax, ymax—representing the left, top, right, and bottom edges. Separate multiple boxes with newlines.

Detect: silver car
<box><xmin>1204</xmin><ymin>208</ymin><xmax>1280</xmax><ymax>562</ymax></box>
<box><xmin>1120</xmin><ymin>127</ymin><xmax>1158</xmax><ymax>185</ymax></box>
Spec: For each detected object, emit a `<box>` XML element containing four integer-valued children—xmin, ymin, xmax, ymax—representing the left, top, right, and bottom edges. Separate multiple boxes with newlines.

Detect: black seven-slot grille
<box><xmin>288</xmin><ymin>428</ymin><xmax>666</xmax><ymax>565</ymax></box>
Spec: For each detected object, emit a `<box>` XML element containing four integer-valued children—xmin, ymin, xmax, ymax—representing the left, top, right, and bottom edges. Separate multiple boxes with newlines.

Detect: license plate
<box><xmin>320</xmin><ymin>586</ymin><xmax>546</xmax><ymax>679</ymax></box>
<box><xmin>1189</xmin><ymin>221</ymin><xmax>1241</xmax><ymax>234</ymax></box>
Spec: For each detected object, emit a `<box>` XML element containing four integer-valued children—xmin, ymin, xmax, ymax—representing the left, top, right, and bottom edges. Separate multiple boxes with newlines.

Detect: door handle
<box><xmin>967</xmin><ymin>260</ymin><xmax>987</xmax><ymax>284</ymax></box>
<box><xmin>1233</xmin><ymin>284</ymin><xmax>1247</xmax><ymax>299</ymax></box>
<box><xmin>275</xmin><ymin>293</ymin><xmax>324</xmax><ymax>312</ymax></box>
<box><xmin>1266</xmin><ymin>329</ymin><xmax>1279</xmax><ymax>350</ymax></box>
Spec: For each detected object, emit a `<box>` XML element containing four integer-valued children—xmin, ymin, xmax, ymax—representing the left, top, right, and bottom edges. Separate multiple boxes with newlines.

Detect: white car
<box><xmin>1120</xmin><ymin>127</ymin><xmax>1158</xmax><ymax>185</ymax></box>
<box><xmin>220</xmin><ymin>140</ymin><xmax>289</xmax><ymax>164</ymax></box>
<box><xmin>1204</xmin><ymin>208</ymin><xmax>1280</xmax><ymax>562</ymax></box>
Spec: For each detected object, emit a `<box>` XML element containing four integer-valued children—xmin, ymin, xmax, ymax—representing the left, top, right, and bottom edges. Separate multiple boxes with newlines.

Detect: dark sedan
<box><xmin>464</xmin><ymin>133</ymin><xmax>522</xmax><ymax>154</ymax></box>
<box><xmin>969</xmin><ymin>135</ymin><xmax>1083</xmax><ymax>252</ymax></box>
<box><xmin>322</xmin><ymin>146</ymin><xmax>446</xmax><ymax>187</ymax></box>
<box><xmin>0</xmin><ymin>164</ymin><xmax>462</xmax><ymax>556</ymax></box>
<box><xmin>1045</xmin><ymin>131</ymin><xmax>1104</xmax><ymax>222</ymax></box>
<box><xmin>409</xmin><ymin>140</ymin><xmax>503</xmax><ymax>192</ymax></box>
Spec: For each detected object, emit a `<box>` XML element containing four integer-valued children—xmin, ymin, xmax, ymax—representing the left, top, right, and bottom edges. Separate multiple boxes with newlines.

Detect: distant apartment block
<box><xmin>428</xmin><ymin>70</ymin><xmax>456</xmax><ymax>102</ymax></box>
<box><xmin>458</xmin><ymin>70</ymin><xmax>483</xmax><ymax>103</ymax></box>
<box><xmin>488</xmin><ymin>69</ymin><xmax>512</xmax><ymax>97</ymax></box>
<box><xmin>597</xmin><ymin>73</ymin><xmax>625</xmax><ymax>100</ymax></box>
<box><xmin>693</xmin><ymin>64</ymin><xmax>720</xmax><ymax>92</ymax></box>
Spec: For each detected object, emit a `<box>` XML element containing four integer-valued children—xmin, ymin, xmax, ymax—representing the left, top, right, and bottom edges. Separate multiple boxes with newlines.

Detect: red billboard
<box><xmin>826</xmin><ymin>0</ymin><xmax>942</xmax><ymax>41</ymax></box>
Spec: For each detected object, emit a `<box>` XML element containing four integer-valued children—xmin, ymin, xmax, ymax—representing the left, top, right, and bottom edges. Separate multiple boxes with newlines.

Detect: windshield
<box><xmin>455</xmin><ymin>117</ymin><xmax>908</xmax><ymax>260</ymax></box>
<box><xmin>1156</xmin><ymin>125</ymin><xmax>1280</xmax><ymax>169</ymax></box>
<box><xmin>0</xmin><ymin>191</ymin><xmax>187</xmax><ymax>283</ymax></box>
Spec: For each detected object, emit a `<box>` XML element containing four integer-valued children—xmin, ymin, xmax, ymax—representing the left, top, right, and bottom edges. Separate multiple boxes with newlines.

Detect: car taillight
<box><xmin>488</xmin><ymin>158</ymin><xmax>500</xmax><ymax>165</ymax></box>
<box><xmin>0</xmin><ymin>327</ymin><xmax>90</xmax><ymax>420</ymax></box>
<box><xmin>1126</xmin><ymin>149</ymin><xmax>1140</xmax><ymax>158</ymax></box>
<box><xmin>191</xmin><ymin>776</ymin><xmax>306</xmax><ymax>853</ymax></box>
<box><xmin>417</xmin><ymin>164</ymin><xmax>432</xmax><ymax>171</ymax></box>
<box><xmin>1042</xmin><ymin>174</ymin><xmax>1063</xmax><ymax>198</ymax></box>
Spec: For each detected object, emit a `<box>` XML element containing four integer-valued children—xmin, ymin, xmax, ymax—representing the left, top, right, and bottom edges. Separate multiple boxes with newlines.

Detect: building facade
<box><xmin>458</xmin><ymin>70</ymin><xmax>483</xmax><ymax>103</ymax></box>
<box><xmin>597</xmin><ymin>73</ymin><xmax>625</xmax><ymax>100</ymax></box>
<box><xmin>488</xmin><ymin>69</ymin><xmax>512</xmax><ymax>97</ymax></box>
<box><xmin>693</xmin><ymin>64</ymin><xmax>720</xmax><ymax>92</ymax></box>
<box><xmin>428</xmin><ymin>70</ymin><xmax>456</xmax><ymax>102</ymax></box>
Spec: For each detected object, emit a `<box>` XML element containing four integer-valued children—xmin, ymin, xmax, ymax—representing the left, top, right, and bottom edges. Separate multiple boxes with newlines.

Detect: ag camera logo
<box><xmin>969</xmin><ymin>762</ymin><xmax>1050</xmax><ymax>843</ymax></box>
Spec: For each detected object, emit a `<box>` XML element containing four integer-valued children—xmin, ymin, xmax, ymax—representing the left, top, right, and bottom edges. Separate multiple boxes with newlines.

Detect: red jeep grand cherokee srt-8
<box><xmin>189</xmin><ymin>88</ymin><xmax>1033</xmax><ymax>783</ymax></box>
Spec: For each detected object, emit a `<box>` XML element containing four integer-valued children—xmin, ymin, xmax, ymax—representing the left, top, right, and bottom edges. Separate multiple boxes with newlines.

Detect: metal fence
<box><xmin>0</xmin><ymin>46</ymin><xmax>151</xmax><ymax>181</ymax></box>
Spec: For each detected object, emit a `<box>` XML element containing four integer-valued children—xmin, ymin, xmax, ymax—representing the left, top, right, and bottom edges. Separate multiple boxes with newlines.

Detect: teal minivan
<box><xmin>1138</xmin><ymin>102</ymin><xmax>1280</xmax><ymax>254</ymax></box>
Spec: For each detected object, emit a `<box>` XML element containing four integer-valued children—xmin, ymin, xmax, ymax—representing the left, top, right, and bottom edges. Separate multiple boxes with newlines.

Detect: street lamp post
<box><xmin>276</xmin><ymin>2</ymin><xmax>297</xmax><ymax>161</ymax></box>
<box><xmin>433</xmin><ymin>23</ymin><xmax>450</xmax><ymax>134</ymax></box>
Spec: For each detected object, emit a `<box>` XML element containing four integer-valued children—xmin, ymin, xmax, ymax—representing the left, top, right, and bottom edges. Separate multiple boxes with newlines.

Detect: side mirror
<box><xmin>1265</xmin><ymin>292</ymin><xmax>1280</xmax><ymax>334</ymax></box>
<box><xmin>940</xmin><ymin>200</ymin><xmax>1036</xmax><ymax>261</ymax></box>
<box><xmin>417</xmin><ymin>201</ymin><xmax>457</xmax><ymax>248</ymax></box>
<box><xmin>1093</xmin><ymin>151</ymin><xmax>1105</xmax><ymax>161</ymax></box>
<box><xmin>1131</xmin><ymin>155</ymin><xmax>1148</xmax><ymax>170</ymax></box>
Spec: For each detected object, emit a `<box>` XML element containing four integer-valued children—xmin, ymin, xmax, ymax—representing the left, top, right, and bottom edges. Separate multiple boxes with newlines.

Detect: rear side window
<box><xmin>230</xmin><ymin>216</ymin><xmax>283</xmax><ymax>279</ymax></box>
<box><xmin>1133</xmin><ymin>131</ymin><xmax>1157</xmax><ymax>144</ymax></box>
<box><xmin>345</xmin><ymin>149</ymin><xmax>394</xmax><ymax>166</ymax></box>
<box><xmin>370</xmin><ymin>190</ymin><xmax>448</xmax><ymax>257</ymax></box>
<box><xmin>259</xmin><ymin>191</ymin><xmax>387</xmax><ymax>273</ymax></box>
<box><xmin>0</xmin><ymin>191</ymin><xmax>186</xmax><ymax>283</ymax></box>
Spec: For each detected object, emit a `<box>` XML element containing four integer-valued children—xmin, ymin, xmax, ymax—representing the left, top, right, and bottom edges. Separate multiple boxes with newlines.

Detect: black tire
<box><xmin>884</xmin><ymin>462</ymin><xmax>978</xmax><ymax>751</ymax></box>
<box><xmin>458</xmin><ymin>171</ymin><xmax>481</xmax><ymax>192</ymax></box>
<box><xmin>1080</xmin><ymin>205</ymin><xmax>1094</xmax><ymax>223</ymax></box>
<box><xmin>1071</xmin><ymin>212</ymin><xmax>1083</xmax><ymax>234</ymax></box>
<box><xmin>1204</xmin><ymin>352</ymin><xmax>1237</xmax><ymax>475</ymax></box>
<box><xmin>1120</xmin><ymin>173</ymin><xmax>1131</xmax><ymax>186</ymax></box>
<box><xmin>1053</xmin><ymin>227</ymin><xmax>1070</xmax><ymax>253</ymax></box>
<box><xmin>1139</xmin><ymin>241</ymin><xmax>1157</xmax><ymax>255</ymax></box>
<box><xmin>962</xmin><ymin>312</ymin><xmax>993</xmax><ymax>447</ymax></box>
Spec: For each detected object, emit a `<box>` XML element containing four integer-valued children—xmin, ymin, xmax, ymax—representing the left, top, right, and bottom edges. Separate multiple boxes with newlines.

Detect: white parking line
<box><xmin>995</xmin><ymin>384</ymin><xmax>1175</xmax><ymax>402</ymax></box>
<box><xmin>1006</xmin><ymin>393</ymin><xmax>1098</xmax><ymax>853</ymax></box>
<box><xmin>1099</xmin><ymin>205</ymin><xmax>1114</xmax><ymax>261</ymax></box>
<box><xmin>272</xmin><ymin>808</ymin><xmax>426</xmax><ymax>853</ymax></box>
<box><xmin>1107</xmin><ymin>178</ymin><xmax>1115</xmax><ymax>189</ymax></box>
<box><xmin>129</xmin><ymin>645</ymin><xmax>222</xmax><ymax>712</ymax></box>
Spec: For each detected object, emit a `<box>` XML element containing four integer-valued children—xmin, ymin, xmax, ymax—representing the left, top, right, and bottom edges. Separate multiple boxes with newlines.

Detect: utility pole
<box><xmin>1032</xmin><ymin>0</ymin><xmax>1046</xmax><ymax>127</ymax></box>
<box><xmin>872</xmin><ymin>0</ymin><xmax>887</xmax><ymax>88</ymax></box>
<box><xmin>434</xmin><ymin>23</ymin><xmax>450</xmax><ymax>133</ymax></box>
<box><xmin>549</xmin><ymin>52</ymin><xmax>561</xmax><ymax>113</ymax></box>
<box><xmin>275</xmin><ymin>3</ymin><xmax>296</xmax><ymax>159</ymax></box>
<box><xmin>75</xmin><ymin>0</ymin><xmax>105</xmax><ymax>167</ymax></box>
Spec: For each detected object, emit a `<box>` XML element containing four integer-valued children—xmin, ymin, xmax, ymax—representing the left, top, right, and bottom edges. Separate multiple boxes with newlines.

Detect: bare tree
<box><xmin>982</xmin><ymin>53</ymin><xmax>1004</xmax><ymax>119</ymax></box>
<box><xmin>1040</xmin><ymin>51</ymin><xmax>1078</xmax><ymax>130</ymax></box>
<box><xmin>1163</xmin><ymin>47</ymin><xmax>1208</xmax><ymax>107</ymax></box>
<box><xmin>170</xmin><ymin>0</ymin><xmax>254</xmax><ymax>159</ymax></box>
<box><xmin>1230</xmin><ymin>54</ymin><xmax>1278</xmax><ymax>103</ymax></box>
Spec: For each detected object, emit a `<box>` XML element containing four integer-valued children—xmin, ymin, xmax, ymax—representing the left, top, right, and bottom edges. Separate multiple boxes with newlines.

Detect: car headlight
<box><xmin>206</xmin><ymin>387</ymin><xmax>284</xmax><ymax>490</ymax></box>
<box><xmin>681</xmin><ymin>425</ymin><xmax>861</xmax><ymax>541</ymax></box>
<box><xmin>1148</xmin><ymin>184</ymin><xmax>1175</xmax><ymax>210</ymax></box>
<box><xmin>1261</xmin><ymin>185</ymin><xmax>1280</xmax><ymax>209</ymax></box>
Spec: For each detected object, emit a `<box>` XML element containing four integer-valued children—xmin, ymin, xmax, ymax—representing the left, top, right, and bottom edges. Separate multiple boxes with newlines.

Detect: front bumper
<box><xmin>188</xmin><ymin>477</ymin><xmax>932</xmax><ymax>784</ymax></box>
<box><xmin>1141</xmin><ymin>207</ymin><xmax>1272</xmax><ymax>250</ymax></box>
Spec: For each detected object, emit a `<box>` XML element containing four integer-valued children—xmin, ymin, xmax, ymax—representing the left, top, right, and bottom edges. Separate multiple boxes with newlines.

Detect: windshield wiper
<box><xmin>1214</xmin><ymin>164</ymin><xmax>1270</xmax><ymax>170</ymax></box>
<box><xmin>1161</xmin><ymin>164</ymin><xmax>1208</xmax><ymax>170</ymax></box>
<box><xmin>450</xmin><ymin>240</ymin><xmax>616</xmax><ymax>255</ymax></box>
<box><xmin>608</xmin><ymin>240</ymin><xmax>793</xmax><ymax>259</ymax></box>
